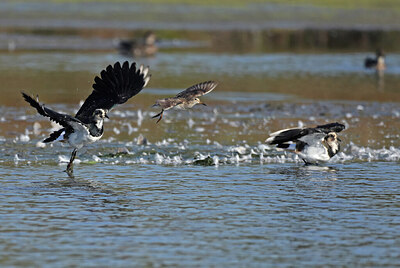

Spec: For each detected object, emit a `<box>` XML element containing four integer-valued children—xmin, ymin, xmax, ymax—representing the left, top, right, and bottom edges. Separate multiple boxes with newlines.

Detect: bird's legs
<box><xmin>65</xmin><ymin>148</ymin><xmax>77</xmax><ymax>175</ymax></box>
<box><xmin>152</xmin><ymin>109</ymin><xmax>164</xmax><ymax>123</ymax></box>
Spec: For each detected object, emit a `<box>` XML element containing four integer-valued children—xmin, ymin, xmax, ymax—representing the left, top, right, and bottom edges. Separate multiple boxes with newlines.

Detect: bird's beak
<box><xmin>105</xmin><ymin>114</ymin><xmax>110</xmax><ymax>119</ymax></box>
<box><xmin>200</xmin><ymin>102</ymin><xmax>207</xmax><ymax>106</ymax></box>
<box><xmin>337</xmin><ymin>137</ymin><xmax>341</xmax><ymax>142</ymax></box>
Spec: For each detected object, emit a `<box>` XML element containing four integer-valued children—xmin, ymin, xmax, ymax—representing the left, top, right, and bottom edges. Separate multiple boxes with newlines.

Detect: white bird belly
<box><xmin>298</xmin><ymin>145</ymin><xmax>330</xmax><ymax>164</ymax></box>
<box><xmin>174</xmin><ymin>103</ymin><xmax>187</xmax><ymax>110</ymax></box>
<box><xmin>68</xmin><ymin>127</ymin><xmax>102</xmax><ymax>149</ymax></box>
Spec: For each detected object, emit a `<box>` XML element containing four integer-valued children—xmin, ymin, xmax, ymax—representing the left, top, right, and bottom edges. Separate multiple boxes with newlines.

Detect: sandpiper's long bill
<box><xmin>22</xmin><ymin>61</ymin><xmax>151</xmax><ymax>175</ymax></box>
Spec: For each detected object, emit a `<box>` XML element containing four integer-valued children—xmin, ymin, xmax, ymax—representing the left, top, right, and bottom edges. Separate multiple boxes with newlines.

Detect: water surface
<box><xmin>1</xmin><ymin>50</ymin><xmax>400</xmax><ymax>267</ymax></box>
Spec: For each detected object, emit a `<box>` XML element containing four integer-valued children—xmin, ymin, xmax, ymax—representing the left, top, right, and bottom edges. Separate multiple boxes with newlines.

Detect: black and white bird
<box><xmin>152</xmin><ymin>81</ymin><xmax>217</xmax><ymax>123</ymax></box>
<box><xmin>22</xmin><ymin>61</ymin><xmax>150</xmax><ymax>174</ymax></box>
<box><xmin>365</xmin><ymin>49</ymin><xmax>386</xmax><ymax>71</ymax></box>
<box><xmin>266</xmin><ymin>122</ymin><xmax>345</xmax><ymax>164</ymax></box>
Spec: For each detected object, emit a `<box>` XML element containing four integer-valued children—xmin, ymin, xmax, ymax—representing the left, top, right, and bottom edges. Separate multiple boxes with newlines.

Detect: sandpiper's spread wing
<box><xmin>22</xmin><ymin>93</ymin><xmax>81</xmax><ymax>129</ymax></box>
<box><xmin>75</xmin><ymin>61</ymin><xmax>150</xmax><ymax>123</ymax></box>
<box><xmin>175</xmin><ymin>81</ymin><xmax>217</xmax><ymax>99</ymax></box>
<box><xmin>154</xmin><ymin>98</ymin><xmax>184</xmax><ymax>110</ymax></box>
<box><xmin>266</xmin><ymin>122</ymin><xmax>345</xmax><ymax>145</ymax></box>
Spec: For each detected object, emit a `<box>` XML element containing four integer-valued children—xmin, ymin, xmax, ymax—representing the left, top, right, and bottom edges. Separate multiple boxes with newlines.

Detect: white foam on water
<box><xmin>19</xmin><ymin>134</ymin><xmax>30</xmax><ymax>142</ymax></box>
<box><xmin>214</xmin><ymin>141</ymin><xmax>223</xmax><ymax>148</ymax></box>
<box><xmin>58</xmin><ymin>155</ymin><xmax>81</xmax><ymax>165</ymax></box>
<box><xmin>14</xmin><ymin>154</ymin><xmax>23</xmax><ymax>164</ymax></box>
<box><xmin>36</xmin><ymin>141</ymin><xmax>46</xmax><ymax>148</ymax></box>
<box><xmin>213</xmin><ymin>155</ymin><xmax>219</xmax><ymax>167</ymax></box>
<box><xmin>229</xmin><ymin>146</ymin><xmax>247</xmax><ymax>154</ymax></box>
<box><xmin>137</xmin><ymin>109</ymin><xmax>143</xmax><ymax>127</ymax></box>
<box><xmin>113</xmin><ymin>127</ymin><xmax>121</xmax><ymax>135</ymax></box>
<box><xmin>155</xmin><ymin>139</ymin><xmax>174</xmax><ymax>147</ymax></box>
<box><xmin>92</xmin><ymin>155</ymin><xmax>101</xmax><ymax>162</ymax></box>
<box><xmin>33</xmin><ymin>122</ymin><xmax>41</xmax><ymax>135</ymax></box>
<box><xmin>187</xmin><ymin>118</ymin><xmax>195</xmax><ymax>128</ymax></box>
<box><xmin>122</xmin><ymin>122</ymin><xmax>138</xmax><ymax>135</ymax></box>
<box><xmin>58</xmin><ymin>155</ymin><xmax>69</xmax><ymax>163</ymax></box>
<box><xmin>154</xmin><ymin>153</ymin><xmax>183</xmax><ymax>165</ymax></box>
<box><xmin>343</xmin><ymin>143</ymin><xmax>400</xmax><ymax>162</ymax></box>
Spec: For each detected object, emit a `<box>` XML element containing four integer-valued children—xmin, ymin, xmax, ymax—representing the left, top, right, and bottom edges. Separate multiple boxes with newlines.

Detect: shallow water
<box><xmin>1</xmin><ymin>49</ymin><xmax>400</xmax><ymax>266</ymax></box>
<box><xmin>1</xmin><ymin>163</ymin><xmax>400</xmax><ymax>266</ymax></box>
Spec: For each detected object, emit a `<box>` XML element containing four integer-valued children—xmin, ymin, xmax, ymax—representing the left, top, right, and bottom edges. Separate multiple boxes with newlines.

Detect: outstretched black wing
<box><xmin>266</xmin><ymin>122</ymin><xmax>345</xmax><ymax>145</ymax></box>
<box><xmin>315</xmin><ymin>122</ymin><xmax>345</xmax><ymax>134</ymax></box>
<box><xmin>22</xmin><ymin>93</ymin><xmax>81</xmax><ymax>129</ymax></box>
<box><xmin>75</xmin><ymin>61</ymin><xmax>151</xmax><ymax>123</ymax></box>
<box><xmin>175</xmin><ymin>81</ymin><xmax>217</xmax><ymax>99</ymax></box>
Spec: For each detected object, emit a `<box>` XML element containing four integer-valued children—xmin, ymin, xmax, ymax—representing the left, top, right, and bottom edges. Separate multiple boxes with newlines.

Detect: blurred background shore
<box><xmin>1</xmin><ymin>0</ymin><xmax>400</xmax><ymax>52</ymax></box>
<box><xmin>1</xmin><ymin>0</ymin><xmax>400</xmax><ymax>105</ymax></box>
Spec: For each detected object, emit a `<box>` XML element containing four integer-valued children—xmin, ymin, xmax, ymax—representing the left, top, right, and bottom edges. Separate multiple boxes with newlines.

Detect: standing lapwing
<box><xmin>22</xmin><ymin>61</ymin><xmax>150</xmax><ymax>174</ymax></box>
<box><xmin>266</xmin><ymin>122</ymin><xmax>345</xmax><ymax>164</ymax></box>
<box><xmin>364</xmin><ymin>49</ymin><xmax>386</xmax><ymax>71</ymax></box>
<box><xmin>152</xmin><ymin>81</ymin><xmax>217</xmax><ymax>123</ymax></box>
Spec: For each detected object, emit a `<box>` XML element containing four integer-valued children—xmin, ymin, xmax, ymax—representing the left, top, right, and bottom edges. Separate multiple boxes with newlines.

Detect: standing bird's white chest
<box><xmin>67</xmin><ymin>121</ymin><xmax>104</xmax><ymax>150</ymax></box>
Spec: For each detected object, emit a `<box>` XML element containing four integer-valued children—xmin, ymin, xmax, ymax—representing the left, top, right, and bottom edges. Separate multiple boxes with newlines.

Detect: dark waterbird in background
<box><xmin>22</xmin><ymin>61</ymin><xmax>151</xmax><ymax>175</ymax></box>
<box><xmin>364</xmin><ymin>49</ymin><xmax>386</xmax><ymax>71</ymax></box>
<box><xmin>116</xmin><ymin>31</ymin><xmax>158</xmax><ymax>57</ymax></box>
<box><xmin>152</xmin><ymin>81</ymin><xmax>217</xmax><ymax>123</ymax></box>
<box><xmin>266</xmin><ymin>122</ymin><xmax>345</xmax><ymax>165</ymax></box>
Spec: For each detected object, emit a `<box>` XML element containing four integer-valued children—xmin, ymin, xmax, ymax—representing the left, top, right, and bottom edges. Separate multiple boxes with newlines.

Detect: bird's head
<box><xmin>93</xmin><ymin>109</ymin><xmax>109</xmax><ymax>120</ymax></box>
<box><xmin>324</xmin><ymin>132</ymin><xmax>341</xmax><ymax>154</ymax></box>
<box><xmin>194</xmin><ymin>97</ymin><xmax>207</xmax><ymax>106</ymax></box>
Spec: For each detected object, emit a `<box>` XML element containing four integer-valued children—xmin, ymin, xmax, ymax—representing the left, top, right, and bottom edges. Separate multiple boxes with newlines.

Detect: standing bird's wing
<box><xmin>175</xmin><ymin>81</ymin><xmax>217</xmax><ymax>99</ymax></box>
<box><xmin>75</xmin><ymin>61</ymin><xmax>151</xmax><ymax>124</ymax></box>
<box><xmin>314</xmin><ymin>122</ymin><xmax>345</xmax><ymax>134</ymax></box>
<box><xmin>266</xmin><ymin>122</ymin><xmax>345</xmax><ymax>145</ymax></box>
<box><xmin>298</xmin><ymin>132</ymin><xmax>326</xmax><ymax>145</ymax></box>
